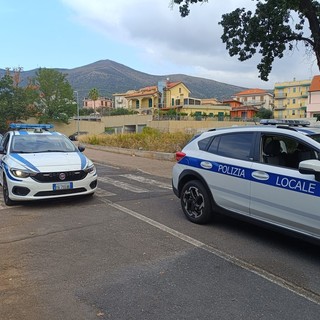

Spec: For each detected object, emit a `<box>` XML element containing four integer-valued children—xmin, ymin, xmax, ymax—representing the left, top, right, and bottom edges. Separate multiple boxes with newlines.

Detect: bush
<box><xmin>78</xmin><ymin>129</ymin><xmax>193</xmax><ymax>153</ymax></box>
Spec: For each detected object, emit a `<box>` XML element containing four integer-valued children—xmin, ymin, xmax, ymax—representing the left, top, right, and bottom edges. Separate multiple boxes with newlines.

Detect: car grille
<box><xmin>34</xmin><ymin>188</ymin><xmax>87</xmax><ymax>197</ymax></box>
<box><xmin>31</xmin><ymin>170</ymin><xmax>87</xmax><ymax>183</ymax></box>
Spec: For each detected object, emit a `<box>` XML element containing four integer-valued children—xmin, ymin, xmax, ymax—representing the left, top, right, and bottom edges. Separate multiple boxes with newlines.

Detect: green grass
<box><xmin>78</xmin><ymin>127</ymin><xmax>194</xmax><ymax>153</ymax></box>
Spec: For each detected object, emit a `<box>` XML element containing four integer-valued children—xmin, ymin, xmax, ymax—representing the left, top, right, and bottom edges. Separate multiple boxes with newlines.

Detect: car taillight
<box><xmin>176</xmin><ymin>151</ymin><xmax>186</xmax><ymax>162</ymax></box>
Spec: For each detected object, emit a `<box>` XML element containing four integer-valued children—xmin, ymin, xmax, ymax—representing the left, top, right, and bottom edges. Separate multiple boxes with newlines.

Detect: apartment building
<box><xmin>273</xmin><ymin>79</ymin><xmax>311</xmax><ymax>119</ymax></box>
<box><xmin>232</xmin><ymin>89</ymin><xmax>274</xmax><ymax>110</ymax></box>
<box><xmin>307</xmin><ymin>75</ymin><xmax>320</xmax><ymax>118</ymax></box>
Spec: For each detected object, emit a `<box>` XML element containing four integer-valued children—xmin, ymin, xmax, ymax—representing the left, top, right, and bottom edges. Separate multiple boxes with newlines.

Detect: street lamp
<box><xmin>74</xmin><ymin>91</ymin><xmax>80</xmax><ymax>136</ymax></box>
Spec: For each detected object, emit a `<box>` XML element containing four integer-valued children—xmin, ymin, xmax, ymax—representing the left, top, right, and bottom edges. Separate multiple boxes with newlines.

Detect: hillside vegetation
<box><xmin>1</xmin><ymin>59</ymin><xmax>248</xmax><ymax>102</ymax></box>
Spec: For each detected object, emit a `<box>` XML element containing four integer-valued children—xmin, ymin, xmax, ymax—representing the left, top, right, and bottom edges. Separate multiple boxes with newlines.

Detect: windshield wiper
<box><xmin>12</xmin><ymin>150</ymin><xmax>32</xmax><ymax>154</ymax></box>
<box><xmin>38</xmin><ymin>149</ymin><xmax>68</xmax><ymax>152</ymax></box>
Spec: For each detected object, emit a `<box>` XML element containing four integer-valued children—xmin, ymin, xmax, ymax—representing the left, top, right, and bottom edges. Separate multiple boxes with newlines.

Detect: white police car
<box><xmin>172</xmin><ymin>120</ymin><xmax>320</xmax><ymax>241</ymax></box>
<box><xmin>0</xmin><ymin>124</ymin><xmax>97</xmax><ymax>206</ymax></box>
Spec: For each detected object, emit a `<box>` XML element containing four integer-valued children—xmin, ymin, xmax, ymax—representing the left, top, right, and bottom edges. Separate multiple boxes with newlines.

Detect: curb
<box><xmin>83</xmin><ymin>144</ymin><xmax>176</xmax><ymax>162</ymax></box>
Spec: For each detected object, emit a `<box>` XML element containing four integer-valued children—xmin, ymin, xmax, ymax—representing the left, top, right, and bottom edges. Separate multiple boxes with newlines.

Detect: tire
<box><xmin>3</xmin><ymin>176</ymin><xmax>15</xmax><ymax>206</ymax></box>
<box><xmin>180</xmin><ymin>180</ymin><xmax>212</xmax><ymax>224</ymax></box>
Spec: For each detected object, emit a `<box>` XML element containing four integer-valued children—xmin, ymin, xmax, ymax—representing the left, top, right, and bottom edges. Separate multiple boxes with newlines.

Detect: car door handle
<box><xmin>252</xmin><ymin>171</ymin><xmax>269</xmax><ymax>181</ymax></box>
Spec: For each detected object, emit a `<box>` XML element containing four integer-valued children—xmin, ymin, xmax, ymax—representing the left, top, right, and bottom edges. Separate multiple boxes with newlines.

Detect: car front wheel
<box><xmin>3</xmin><ymin>176</ymin><xmax>15</xmax><ymax>206</ymax></box>
<box><xmin>180</xmin><ymin>180</ymin><xmax>212</xmax><ymax>224</ymax></box>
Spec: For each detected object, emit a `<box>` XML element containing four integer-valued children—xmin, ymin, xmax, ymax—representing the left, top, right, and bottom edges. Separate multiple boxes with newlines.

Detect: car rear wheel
<box><xmin>180</xmin><ymin>180</ymin><xmax>212</xmax><ymax>224</ymax></box>
<box><xmin>3</xmin><ymin>176</ymin><xmax>15</xmax><ymax>206</ymax></box>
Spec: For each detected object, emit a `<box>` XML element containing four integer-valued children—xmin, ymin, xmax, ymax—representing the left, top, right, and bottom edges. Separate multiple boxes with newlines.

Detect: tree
<box><xmin>255</xmin><ymin>107</ymin><xmax>273</xmax><ymax>119</ymax></box>
<box><xmin>172</xmin><ymin>0</ymin><xmax>320</xmax><ymax>81</ymax></box>
<box><xmin>0</xmin><ymin>70</ymin><xmax>37</xmax><ymax>132</ymax></box>
<box><xmin>88</xmin><ymin>88</ymin><xmax>99</xmax><ymax>113</ymax></box>
<box><xmin>34</xmin><ymin>68</ymin><xmax>75</xmax><ymax>123</ymax></box>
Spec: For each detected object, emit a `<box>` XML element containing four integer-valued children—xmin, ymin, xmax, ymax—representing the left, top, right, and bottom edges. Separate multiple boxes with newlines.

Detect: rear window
<box><xmin>198</xmin><ymin>137</ymin><xmax>212</xmax><ymax>150</ymax></box>
<box><xmin>207</xmin><ymin>132</ymin><xmax>255</xmax><ymax>161</ymax></box>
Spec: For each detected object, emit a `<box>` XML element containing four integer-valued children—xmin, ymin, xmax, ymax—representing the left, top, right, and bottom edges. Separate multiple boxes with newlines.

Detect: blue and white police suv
<box><xmin>172</xmin><ymin>120</ymin><xmax>320</xmax><ymax>242</ymax></box>
<box><xmin>0</xmin><ymin>124</ymin><xmax>97</xmax><ymax>206</ymax></box>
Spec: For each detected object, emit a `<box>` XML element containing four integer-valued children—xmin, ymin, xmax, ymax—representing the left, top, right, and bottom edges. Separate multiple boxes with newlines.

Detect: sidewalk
<box><xmin>83</xmin><ymin>144</ymin><xmax>175</xmax><ymax>179</ymax></box>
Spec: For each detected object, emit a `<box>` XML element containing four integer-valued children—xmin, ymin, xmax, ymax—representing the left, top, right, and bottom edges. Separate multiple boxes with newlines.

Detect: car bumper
<box><xmin>6</xmin><ymin>174</ymin><xmax>98</xmax><ymax>201</ymax></box>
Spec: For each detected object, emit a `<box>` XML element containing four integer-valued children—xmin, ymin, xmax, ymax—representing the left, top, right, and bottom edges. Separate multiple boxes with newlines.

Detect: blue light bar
<box><xmin>260</xmin><ymin>119</ymin><xmax>310</xmax><ymax>127</ymax></box>
<box><xmin>10</xmin><ymin>123</ymin><xmax>54</xmax><ymax>130</ymax></box>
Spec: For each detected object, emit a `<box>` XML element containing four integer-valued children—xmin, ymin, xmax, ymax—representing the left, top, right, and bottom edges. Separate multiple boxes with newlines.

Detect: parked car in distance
<box><xmin>69</xmin><ymin>131</ymin><xmax>89</xmax><ymax>141</ymax></box>
<box><xmin>0</xmin><ymin>124</ymin><xmax>97</xmax><ymax>206</ymax></box>
<box><xmin>172</xmin><ymin>120</ymin><xmax>320</xmax><ymax>242</ymax></box>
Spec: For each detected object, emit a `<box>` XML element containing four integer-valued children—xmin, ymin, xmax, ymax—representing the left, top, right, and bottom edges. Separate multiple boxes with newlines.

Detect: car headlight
<box><xmin>10</xmin><ymin>168</ymin><xmax>36</xmax><ymax>178</ymax></box>
<box><xmin>83</xmin><ymin>164</ymin><xmax>96</xmax><ymax>174</ymax></box>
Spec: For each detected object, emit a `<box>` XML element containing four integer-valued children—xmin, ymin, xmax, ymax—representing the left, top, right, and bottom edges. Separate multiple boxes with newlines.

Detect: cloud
<box><xmin>61</xmin><ymin>0</ymin><xmax>318</xmax><ymax>88</ymax></box>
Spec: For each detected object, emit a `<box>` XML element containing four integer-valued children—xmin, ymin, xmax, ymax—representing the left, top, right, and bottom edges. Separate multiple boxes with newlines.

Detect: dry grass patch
<box><xmin>78</xmin><ymin>128</ymin><xmax>194</xmax><ymax>153</ymax></box>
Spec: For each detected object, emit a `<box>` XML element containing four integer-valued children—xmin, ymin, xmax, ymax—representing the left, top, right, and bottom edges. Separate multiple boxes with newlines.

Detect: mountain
<box><xmin>1</xmin><ymin>59</ymin><xmax>247</xmax><ymax>101</ymax></box>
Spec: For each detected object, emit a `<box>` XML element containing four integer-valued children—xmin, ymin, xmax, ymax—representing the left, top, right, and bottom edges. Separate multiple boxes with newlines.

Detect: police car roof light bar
<box><xmin>9</xmin><ymin>123</ymin><xmax>54</xmax><ymax>130</ymax></box>
<box><xmin>260</xmin><ymin>119</ymin><xmax>310</xmax><ymax>127</ymax></box>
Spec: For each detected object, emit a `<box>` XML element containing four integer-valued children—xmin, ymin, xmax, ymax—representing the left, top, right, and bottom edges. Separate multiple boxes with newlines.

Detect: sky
<box><xmin>0</xmin><ymin>0</ymin><xmax>318</xmax><ymax>90</ymax></box>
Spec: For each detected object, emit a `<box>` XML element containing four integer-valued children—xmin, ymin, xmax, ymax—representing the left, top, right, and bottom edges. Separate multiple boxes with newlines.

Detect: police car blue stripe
<box><xmin>297</xmin><ymin>128</ymin><xmax>314</xmax><ymax>134</ymax></box>
<box><xmin>77</xmin><ymin>151</ymin><xmax>87</xmax><ymax>169</ymax></box>
<box><xmin>179</xmin><ymin>156</ymin><xmax>320</xmax><ymax>197</ymax></box>
<box><xmin>10</xmin><ymin>153</ymin><xmax>40</xmax><ymax>172</ymax></box>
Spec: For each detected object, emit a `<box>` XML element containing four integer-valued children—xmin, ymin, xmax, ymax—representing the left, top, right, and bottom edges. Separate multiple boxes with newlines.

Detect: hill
<box><xmin>1</xmin><ymin>59</ymin><xmax>247</xmax><ymax>101</ymax></box>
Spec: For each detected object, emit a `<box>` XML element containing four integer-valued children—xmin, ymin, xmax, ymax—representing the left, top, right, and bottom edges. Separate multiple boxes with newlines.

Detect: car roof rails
<box><xmin>260</xmin><ymin>119</ymin><xmax>310</xmax><ymax>127</ymax></box>
<box><xmin>9</xmin><ymin>123</ymin><xmax>54</xmax><ymax>132</ymax></box>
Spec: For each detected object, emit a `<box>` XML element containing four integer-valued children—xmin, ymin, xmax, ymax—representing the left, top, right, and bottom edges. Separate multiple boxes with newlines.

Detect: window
<box><xmin>198</xmin><ymin>137</ymin><xmax>212</xmax><ymax>151</ymax></box>
<box><xmin>262</xmin><ymin>134</ymin><xmax>318</xmax><ymax>169</ymax></box>
<box><xmin>207</xmin><ymin>132</ymin><xmax>255</xmax><ymax>160</ymax></box>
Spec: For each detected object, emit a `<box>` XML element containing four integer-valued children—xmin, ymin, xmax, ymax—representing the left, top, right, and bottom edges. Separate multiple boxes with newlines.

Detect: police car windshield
<box><xmin>11</xmin><ymin>135</ymin><xmax>77</xmax><ymax>153</ymax></box>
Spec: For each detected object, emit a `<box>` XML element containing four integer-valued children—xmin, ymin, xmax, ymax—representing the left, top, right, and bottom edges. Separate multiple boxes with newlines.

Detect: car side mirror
<box><xmin>299</xmin><ymin>159</ymin><xmax>320</xmax><ymax>182</ymax></box>
<box><xmin>78</xmin><ymin>144</ymin><xmax>86</xmax><ymax>152</ymax></box>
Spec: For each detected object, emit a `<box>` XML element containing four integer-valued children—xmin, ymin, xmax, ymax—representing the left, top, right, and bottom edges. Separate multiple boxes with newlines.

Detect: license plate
<box><xmin>53</xmin><ymin>182</ymin><xmax>73</xmax><ymax>190</ymax></box>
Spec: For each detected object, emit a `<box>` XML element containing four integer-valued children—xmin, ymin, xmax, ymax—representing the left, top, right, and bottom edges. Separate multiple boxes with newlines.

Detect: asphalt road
<box><xmin>0</xmin><ymin>154</ymin><xmax>320</xmax><ymax>320</ymax></box>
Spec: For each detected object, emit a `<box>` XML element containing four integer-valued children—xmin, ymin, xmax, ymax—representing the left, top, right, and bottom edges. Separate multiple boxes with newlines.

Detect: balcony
<box><xmin>274</xmin><ymin>93</ymin><xmax>287</xmax><ymax>99</ymax></box>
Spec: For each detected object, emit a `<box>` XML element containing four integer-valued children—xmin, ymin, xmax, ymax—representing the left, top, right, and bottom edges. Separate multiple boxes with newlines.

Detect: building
<box><xmin>229</xmin><ymin>105</ymin><xmax>259</xmax><ymax>120</ymax></box>
<box><xmin>83</xmin><ymin>96</ymin><xmax>113</xmax><ymax>111</ymax></box>
<box><xmin>179</xmin><ymin>103</ymin><xmax>231</xmax><ymax>120</ymax></box>
<box><xmin>307</xmin><ymin>75</ymin><xmax>320</xmax><ymax>118</ymax></box>
<box><xmin>232</xmin><ymin>89</ymin><xmax>274</xmax><ymax>110</ymax></box>
<box><xmin>119</xmin><ymin>81</ymin><xmax>191</xmax><ymax>115</ymax></box>
<box><xmin>113</xmin><ymin>92</ymin><xmax>130</xmax><ymax>109</ymax></box>
<box><xmin>273</xmin><ymin>79</ymin><xmax>311</xmax><ymax>119</ymax></box>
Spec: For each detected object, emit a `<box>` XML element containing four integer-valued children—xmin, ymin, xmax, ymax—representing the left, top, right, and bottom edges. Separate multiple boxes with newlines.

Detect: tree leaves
<box><xmin>34</xmin><ymin>68</ymin><xmax>76</xmax><ymax>123</ymax></box>
<box><xmin>173</xmin><ymin>0</ymin><xmax>320</xmax><ymax>81</ymax></box>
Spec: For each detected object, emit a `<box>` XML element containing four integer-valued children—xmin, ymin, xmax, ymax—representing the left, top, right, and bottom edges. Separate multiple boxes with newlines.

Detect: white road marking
<box><xmin>94</xmin><ymin>162</ymin><xmax>120</xmax><ymax>170</ymax></box>
<box><xmin>120</xmin><ymin>174</ymin><xmax>172</xmax><ymax>189</ymax></box>
<box><xmin>98</xmin><ymin>176</ymin><xmax>149</xmax><ymax>193</ymax></box>
<box><xmin>97</xmin><ymin>192</ymin><xmax>320</xmax><ymax>306</ymax></box>
<box><xmin>95</xmin><ymin>188</ymin><xmax>116</xmax><ymax>197</ymax></box>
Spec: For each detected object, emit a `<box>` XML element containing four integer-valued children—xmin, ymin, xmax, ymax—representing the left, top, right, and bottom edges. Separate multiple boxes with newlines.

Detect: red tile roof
<box><xmin>166</xmin><ymin>81</ymin><xmax>181</xmax><ymax>89</ymax></box>
<box><xmin>309</xmin><ymin>75</ymin><xmax>320</xmax><ymax>92</ymax></box>
<box><xmin>234</xmin><ymin>88</ymin><xmax>267</xmax><ymax>96</ymax></box>
<box><xmin>124</xmin><ymin>82</ymin><xmax>185</xmax><ymax>99</ymax></box>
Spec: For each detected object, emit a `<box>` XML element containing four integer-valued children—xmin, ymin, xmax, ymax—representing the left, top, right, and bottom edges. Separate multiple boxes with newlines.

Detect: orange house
<box><xmin>224</xmin><ymin>99</ymin><xmax>258</xmax><ymax>119</ymax></box>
